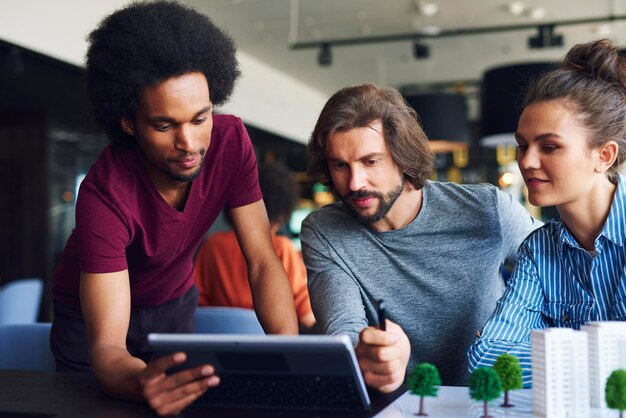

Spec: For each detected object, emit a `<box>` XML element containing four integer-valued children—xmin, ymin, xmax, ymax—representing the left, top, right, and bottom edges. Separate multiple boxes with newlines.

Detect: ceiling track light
<box><xmin>528</xmin><ymin>24</ymin><xmax>563</xmax><ymax>49</ymax></box>
<box><xmin>290</xmin><ymin>14</ymin><xmax>626</xmax><ymax>67</ymax></box>
<box><xmin>507</xmin><ymin>1</ymin><xmax>525</xmax><ymax>17</ymax></box>
<box><xmin>317</xmin><ymin>43</ymin><xmax>332</xmax><ymax>66</ymax></box>
<box><xmin>291</xmin><ymin>15</ymin><xmax>623</xmax><ymax>53</ymax></box>
<box><xmin>413</xmin><ymin>38</ymin><xmax>430</xmax><ymax>59</ymax></box>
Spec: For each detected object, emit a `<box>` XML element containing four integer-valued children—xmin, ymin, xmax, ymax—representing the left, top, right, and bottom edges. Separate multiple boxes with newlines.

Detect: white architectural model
<box><xmin>581</xmin><ymin>321</ymin><xmax>626</xmax><ymax>408</ymax></box>
<box><xmin>531</xmin><ymin>328</ymin><xmax>590</xmax><ymax>418</ymax></box>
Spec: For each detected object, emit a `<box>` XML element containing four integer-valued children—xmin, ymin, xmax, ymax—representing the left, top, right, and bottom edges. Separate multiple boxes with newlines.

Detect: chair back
<box><xmin>0</xmin><ymin>323</ymin><xmax>55</xmax><ymax>371</ymax></box>
<box><xmin>0</xmin><ymin>278</ymin><xmax>44</xmax><ymax>325</ymax></box>
<box><xmin>194</xmin><ymin>307</ymin><xmax>265</xmax><ymax>335</ymax></box>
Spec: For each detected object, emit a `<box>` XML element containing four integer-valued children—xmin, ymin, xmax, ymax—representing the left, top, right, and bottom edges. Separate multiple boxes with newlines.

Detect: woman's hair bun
<box><xmin>563</xmin><ymin>38</ymin><xmax>626</xmax><ymax>88</ymax></box>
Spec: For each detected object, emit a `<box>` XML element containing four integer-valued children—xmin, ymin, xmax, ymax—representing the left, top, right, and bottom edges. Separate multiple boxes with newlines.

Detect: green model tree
<box><xmin>469</xmin><ymin>367</ymin><xmax>502</xmax><ymax>418</ymax></box>
<box><xmin>407</xmin><ymin>362</ymin><xmax>441</xmax><ymax>416</ymax></box>
<box><xmin>606</xmin><ymin>369</ymin><xmax>626</xmax><ymax>418</ymax></box>
<box><xmin>492</xmin><ymin>353</ymin><xmax>522</xmax><ymax>407</ymax></box>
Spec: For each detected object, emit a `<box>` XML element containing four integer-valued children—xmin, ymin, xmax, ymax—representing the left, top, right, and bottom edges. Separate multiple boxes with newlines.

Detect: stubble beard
<box><xmin>162</xmin><ymin>154</ymin><xmax>206</xmax><ymax>182</ymax></box>
<box><xmin>343</xmin><ymin>181</ymin><xmax>404</xmax><ymax>224</ymax></box>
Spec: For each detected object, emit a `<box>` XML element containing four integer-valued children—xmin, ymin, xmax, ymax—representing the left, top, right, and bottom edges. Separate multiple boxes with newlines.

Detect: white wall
<box><xmin>221</xmin><ymin>53</ymin><xmax>326</xmax><ymax>144</ymax></box>
<box><xmin>0</xmin><ymin>1</ymin><xmax>326</xmax><ymax>144</ymax></box>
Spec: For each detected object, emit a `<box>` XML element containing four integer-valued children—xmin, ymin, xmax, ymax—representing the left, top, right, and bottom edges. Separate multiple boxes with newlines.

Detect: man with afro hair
<box><xmin>50</xmin><ymin>1</ymin><xmax>298</xmax><ymax>415</ymax></box>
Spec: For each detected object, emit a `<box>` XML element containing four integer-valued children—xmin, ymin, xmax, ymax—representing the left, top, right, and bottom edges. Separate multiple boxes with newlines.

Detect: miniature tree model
<box><xmin>606</xmin><ymin>369</ymin><xmax>626</xmax><ymax>418</ymax></box>
<box><xmin>493</xmin><ymin>353</ymin><xmax>522</xmax><ymax>407</ymax></box>
<box><xmin>407</xmin><ymin>362</ymin><xmax>441</xmax><ymax>416</ymax></box>
<box><xmin>469</xmin><ymin>367</ymin><xmax>502</xmax><ymax>418</ymax></box>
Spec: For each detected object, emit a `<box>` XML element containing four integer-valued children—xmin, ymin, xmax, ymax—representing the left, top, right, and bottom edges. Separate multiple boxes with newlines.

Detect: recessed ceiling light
<box><xmin>507</xmin><ymin>1</ymin><xmax>525</xmax><ymax>17</ymax></box>
<box><xmin>416</xmin><ymin>1</ymin><xmax>439</xmax><ymax>17</ymax></box>
<box><xmin>529</xmin><ymin>7</ymin><xmax>546</xmax><ymax>20</ymax></box>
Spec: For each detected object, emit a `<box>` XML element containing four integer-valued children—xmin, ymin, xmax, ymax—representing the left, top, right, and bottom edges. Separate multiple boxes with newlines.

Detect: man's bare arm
<box><xmin>230</xmin><ymin>200</ymin><xmax>298</xmax><ymax>335</ymax></box>
<box><xmin>80</xmin><ymin>271</ymin><xmax>219</xmax><ymax>415</ymax></box>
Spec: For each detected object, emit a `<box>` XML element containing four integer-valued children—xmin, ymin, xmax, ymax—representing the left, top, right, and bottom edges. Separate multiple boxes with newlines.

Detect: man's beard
<box><xmin>343</xmin><ymin>181</ymin><xmax>404</xmax><ymax>224</ymax></box>
<box><xmin>161</xmin><ymin>156</ymin><xmax>205</xmax><ymax>182</ymax></box>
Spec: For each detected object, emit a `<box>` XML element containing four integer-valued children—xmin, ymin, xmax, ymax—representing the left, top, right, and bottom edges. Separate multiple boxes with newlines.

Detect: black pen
<box><xmin>376</xmin><ymin>299</ymin><xmax>386</xmax><ymax>331</ymax></box>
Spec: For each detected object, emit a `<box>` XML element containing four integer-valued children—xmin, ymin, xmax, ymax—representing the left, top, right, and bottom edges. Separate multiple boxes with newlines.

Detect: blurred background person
<box><xmin>194</xmin><ymin>162</ymin><xmax>316</xmax><ymax>330</ymax></box>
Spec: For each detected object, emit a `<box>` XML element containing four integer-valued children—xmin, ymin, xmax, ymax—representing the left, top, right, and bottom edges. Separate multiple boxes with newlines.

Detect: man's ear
<box><xmin>120</xmin><ymin>116</ymin><xmax>136</xmax><ymax>136</ymax></box>
<box><xmin>595</xmin><ymin>141</ymin><xmax>619</xmax><ymax>173</ymax></box>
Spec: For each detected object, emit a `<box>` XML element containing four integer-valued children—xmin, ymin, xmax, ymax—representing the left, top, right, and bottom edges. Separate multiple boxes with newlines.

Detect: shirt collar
<box><xmin>557</xmin><ymin>174</ymin><xmax>626</xmax><ymax>251</ymax></box>
<box><xmin>600</xmin><ymin>173</ymin><xmax>626</xmax><ymax>247</ymax></box>
<box><xmin>556</xmin><ymin>219</ymin><xmax>577</xmax><ymax>253</ymax></box>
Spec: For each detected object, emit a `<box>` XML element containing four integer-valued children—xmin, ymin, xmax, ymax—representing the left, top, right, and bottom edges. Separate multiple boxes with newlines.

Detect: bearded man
<box><xmin>300</xmin><ymin>83</ymin><xmax>538</xmax><ymax>390</ymax></box>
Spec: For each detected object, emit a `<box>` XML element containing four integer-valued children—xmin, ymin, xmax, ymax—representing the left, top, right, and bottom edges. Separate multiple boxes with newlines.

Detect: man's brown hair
<box><xmin>308</xmin><ymin>83</ymin><xmax>434</xmax><ymax>191</ymax></box>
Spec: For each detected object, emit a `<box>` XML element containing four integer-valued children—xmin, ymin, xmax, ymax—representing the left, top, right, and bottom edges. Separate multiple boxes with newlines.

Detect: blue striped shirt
<box><xmin>467</xmin><ymin>174</ymin><xmax>626</xmax><ymax>388</ymax></box>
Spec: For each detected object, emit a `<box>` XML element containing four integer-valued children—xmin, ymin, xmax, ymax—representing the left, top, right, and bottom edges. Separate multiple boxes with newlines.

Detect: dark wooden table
<box><xmin>0</xmin><ymin>370</ymin><xmax>405</xmax><ymax>418</ymax></box>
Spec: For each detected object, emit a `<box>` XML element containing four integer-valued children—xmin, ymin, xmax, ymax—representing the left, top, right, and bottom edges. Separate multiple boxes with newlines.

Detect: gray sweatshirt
<box><xmin>300</xmin><ymin>181</ymin><xmax>539</xmax><ymax>385</ymax></box>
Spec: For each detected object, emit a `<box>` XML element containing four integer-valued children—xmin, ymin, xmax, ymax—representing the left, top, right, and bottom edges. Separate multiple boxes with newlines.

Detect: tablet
<box><xmin>148</xmin><ymin>333</ymin><xmax>371</xmax><ymax>411</ymax></box>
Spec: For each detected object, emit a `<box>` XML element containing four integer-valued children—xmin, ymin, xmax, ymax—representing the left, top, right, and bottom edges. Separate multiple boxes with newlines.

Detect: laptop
<box><xmin>148</xmin><ymin>334</ymin><xmax>371</xmax><ymax>411</ymax></box>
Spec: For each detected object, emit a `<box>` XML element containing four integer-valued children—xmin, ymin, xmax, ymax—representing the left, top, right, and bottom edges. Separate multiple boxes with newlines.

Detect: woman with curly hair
<box><xmin>50</xmin><ymin>2</ymin><xmax>297</xmax><ymax>414</ymax></box>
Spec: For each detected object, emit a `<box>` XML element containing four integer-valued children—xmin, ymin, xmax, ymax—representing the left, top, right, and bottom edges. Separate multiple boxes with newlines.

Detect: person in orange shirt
<box><xmin>194</xmin><ymin>162</ymin><xmax>316</xmax><ymax>329</ymax></box>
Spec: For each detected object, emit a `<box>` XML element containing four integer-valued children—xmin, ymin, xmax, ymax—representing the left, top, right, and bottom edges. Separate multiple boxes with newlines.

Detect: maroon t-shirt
<box><xmin>53</xmin><ymin>114</ymin><xmax>262</xmax><ymax>309</ymax></box>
